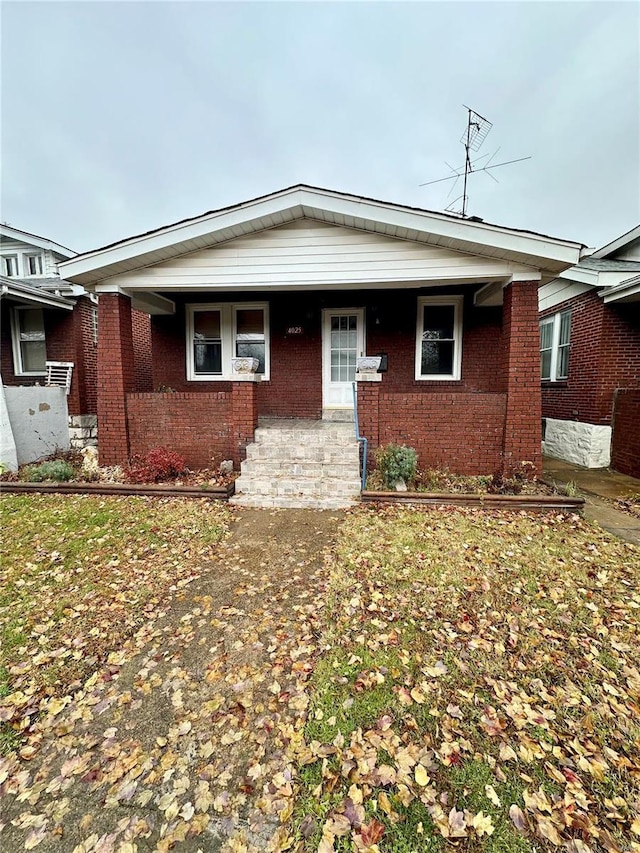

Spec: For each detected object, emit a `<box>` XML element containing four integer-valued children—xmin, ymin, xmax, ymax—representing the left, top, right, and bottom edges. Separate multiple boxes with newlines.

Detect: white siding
<box><xmin>538</xmin><ymin>278</ymin><xmax>593</xmax><ymax>312</ymax></box>
<box><xmin>103</xmin><ymin>219</ymin><xmax>538</xmax><ymax>290</ymax></box>
<box><xmin>0</xmin><ymin>238</ymin><xmax>61</xmax><ymax>278</ymax></box>
<box><xmin>610</xmin><ymin>236</ymin><xmax>640</xmax><ymax>261</ymax></box>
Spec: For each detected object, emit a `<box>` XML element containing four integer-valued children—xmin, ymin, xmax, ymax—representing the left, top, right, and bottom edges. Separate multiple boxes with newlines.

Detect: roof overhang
<box><xmin>591</xmin><ymin>224</ymin><xmax>640</xmax><ymax>259</ymax></box>
<box><xmin>59</xmin><ymin>185</ymin><xmax>584</xmax><ymax>287</ymax></box>
<box><xmin>599</xmin><ymin>276</ymin><xmax>640</xmax><ymax>304</ymax></box>
<box><xmin>0</xmin><ymin>279</ymin><xmax>75</xmax><ymax>310</ymax></box>
<box><xmin>0</xmin><ymin>225</ymin><xmax>75</xmax><ymax>258</ymax></box>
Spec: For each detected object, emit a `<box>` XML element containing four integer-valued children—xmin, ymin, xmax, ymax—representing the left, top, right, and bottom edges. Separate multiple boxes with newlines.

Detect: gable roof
<box><xmin>0</xmin><ymin>224</ymin><xmax>76</xmax><ymax>258</ymax></box>
<box><xmin>590</xmin><ymin>223</ymin><xmax>640</xmax><ymax>260</ymax></box>
<box><xmin>59</xmin><ymin>184</ymin><xmax>585</xmax><ymax>286</ymax></box>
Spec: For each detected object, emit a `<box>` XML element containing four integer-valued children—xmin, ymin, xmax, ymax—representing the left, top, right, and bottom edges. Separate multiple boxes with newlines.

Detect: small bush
<box><xmin>374</xmin><ymin>444</ymin><xmax>418</xmax><ymax>489</ymax></box>
<box><xmin>127</xmin><ymin>448</ymin><xmax>186</xmax><ymax>483</ymax></box>
<box><xmin>21</xmin><ymin>460</ymin><xmax>75</xmax><ymax>482</ymax></box>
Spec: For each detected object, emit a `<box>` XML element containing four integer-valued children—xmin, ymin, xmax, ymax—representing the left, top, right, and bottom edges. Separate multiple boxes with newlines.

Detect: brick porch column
<box><xmin>231</xmin><ymin>379</ymin><xmax>260</xmax><ymax>468</ymax></box>
<box><xmin>356</xmin><ymin>375</ymin><xmax>381</xmax><ymax>462</ymax></box>
<box><xmin>501</xmin><ymin>281</ymin><xmax>542</xmax><ymax>474</ymax></box>
<box><xmin>97</xmin><ymin>293</ymin><xmax>135</xmax><ymax>465</ymax></box>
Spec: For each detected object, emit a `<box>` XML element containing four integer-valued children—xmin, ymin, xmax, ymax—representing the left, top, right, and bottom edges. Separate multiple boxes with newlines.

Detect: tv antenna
<box><xmin>420</xmin><ymin>106</ymin><xmax>531</xmax><ymax>218</ymax></box>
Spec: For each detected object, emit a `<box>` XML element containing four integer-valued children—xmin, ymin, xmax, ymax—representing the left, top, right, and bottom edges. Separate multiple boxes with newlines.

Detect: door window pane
<box><xmin>330</xmin><ymin>314</ymin><xmax>358</xmax><ymax>382</ymax></box>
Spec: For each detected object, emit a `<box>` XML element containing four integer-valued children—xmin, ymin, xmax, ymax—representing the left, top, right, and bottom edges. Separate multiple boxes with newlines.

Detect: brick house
<box><xmin>0</xmin><ymin>224</ymin><xmax>151</xmax><ymax>449</ymax></box>
<box><xmin>539</xmin><ymin>225</ymin><xmax>640</xmax><ymax>477</ymax></box>
<box><xmin>59</xmin><ymin>185</ymin><xmax>584</xmax><ymax>501</ymax></box>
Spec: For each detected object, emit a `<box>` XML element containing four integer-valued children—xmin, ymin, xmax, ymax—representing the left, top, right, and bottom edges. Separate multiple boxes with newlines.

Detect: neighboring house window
<box><xmin>186</xmin><ymin>303</ymin><xmax>269</xmax><ymax>380</ymax></box>
<box><xmin>540</xmin><ymin>310</ymin><xmax>571</xmax><ymax>381</ymax></box>
<box><xmin>415</xmin><ymin>296</ymin><xmax>463</xmax><ymax>380</ymax></box>
<box><xmin>23</xmin><ymin>253</ymin><xmax>44</xmax><ymax>276</ymax></box>
<box><xmin>91</xmin><ymin>307</ymin><xmax>98</xmax><ymax>345</ymax></box>
<box><xmin>11</xmin><ymin>307</ymin><xmax>47</xmax><ymax>374</ymax></box>
<box><xmin>2</xmin><ymin>255</ymin><xmax>19</xmax><ymax>277</ymax></box>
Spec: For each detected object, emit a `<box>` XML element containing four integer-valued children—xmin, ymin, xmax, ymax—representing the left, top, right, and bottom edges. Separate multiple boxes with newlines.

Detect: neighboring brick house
<box><xmin>0</xmin><ymin>224</ymin><xmax>152</xmax><ymax>448</ymax></box>
<box><xmin>59</xmin><ymin>185</ymin><xmax>584</xmax><ymax>490</ymax></box>
<box><xmin>539</xmin><ymin>225</ymin><xmax>640</xmax><ymax>476</ymax></box>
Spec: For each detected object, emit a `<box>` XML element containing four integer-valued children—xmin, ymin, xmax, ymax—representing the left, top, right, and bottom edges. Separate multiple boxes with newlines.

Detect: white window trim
<box><xmin>186</xmin><ymin>302</ymin><xmax>270</xmax><ymax>381</ymax></box>
<box><xmin>23</xmin><ymin>253</ymin><xmax>44</xmax><ymax>277</ymax></box>
<box><xmin>415</xmin><ymin>295</ymin><xmax>463</xmax><ymax>381</ymax></box>
<box><xmin>11</xmin><ymin>306</ymin><xmax>47</xmax><ymax>376</ymax></box>
<box><xmin>540</xmin><ymin>310</ymin><xmax>570</xmax><ymax>382</ymax></box>
<box><xmin>1</xmin><ymin>254</ymin><xmax>19</xmax><ymax>277</ymax></box>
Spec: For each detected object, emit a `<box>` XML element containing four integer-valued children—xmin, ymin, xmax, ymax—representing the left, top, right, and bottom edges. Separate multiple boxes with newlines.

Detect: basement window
<box><xmin>186</xmin><ymin>303</ymin><xmax>269</xmax><ymax>380</ymax></box>
<box><xmin>540</xmin><ymin>310</ymin><xmax>570</xmax><ymax>381</ymax></box>
<box><xmin>415</xmin><ymin>296</ymin><xmax>463</xmax><ymax>380</ymax></box>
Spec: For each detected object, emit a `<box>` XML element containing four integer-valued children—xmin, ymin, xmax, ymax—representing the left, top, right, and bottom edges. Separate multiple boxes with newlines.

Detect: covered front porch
<box><xmin>57</xmin><ymin>185</ymin><xmax>585</xmax><ymax>480</ymax></box>
<box><xmin>95</xmin><ymin>278</ymin><xmax>539</xmax><ymax>477</ymax></box>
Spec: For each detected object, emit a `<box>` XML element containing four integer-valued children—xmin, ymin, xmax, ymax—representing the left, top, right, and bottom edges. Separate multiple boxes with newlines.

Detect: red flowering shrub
<box><xmin>127</xmin><ymin>448</ymin><xmax>186</xmax><ymax>483</ymax></box>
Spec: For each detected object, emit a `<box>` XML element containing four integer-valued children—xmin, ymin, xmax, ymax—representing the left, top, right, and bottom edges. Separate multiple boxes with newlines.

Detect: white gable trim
<box><xmin>0</xmin><ymin>225</ymin><xmax>75</xmax><ymax>259</ymax></box>
<box><xmin>59</xmin><ymin>185</ymin><xmax>584</xmax><ymax>286</ymax></box>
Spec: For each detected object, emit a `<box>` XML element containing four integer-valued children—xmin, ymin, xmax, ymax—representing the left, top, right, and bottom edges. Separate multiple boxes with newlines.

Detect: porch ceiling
<box><xmin>59</xmin><ymin>185</ymin><xmax>584</xmax><ymax>288</ymax></box>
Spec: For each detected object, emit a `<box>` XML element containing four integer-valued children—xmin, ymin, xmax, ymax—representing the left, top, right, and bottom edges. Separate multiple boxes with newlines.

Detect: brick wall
<box><xmin>132</xmin><ymin>309</ymin><xmax>153</xmax><ymax>393</ymax></box>
<box><xmin>0</xmin><ymin>296</ymin><xmax>98</xmax><ymax>416</ymax></box>
<box><xmin>127</xmin><ymin>392</ymin><xmax>232</xmax><ymax>468</ymax></box>
<box><xmin>611</xmin><ymin>389</ymin><xmax>640</xmax><ymax>478</ymax></box>
<box><xmin>541</xmin><ymin>291</ymin><xmax>640</xmax><ymax>425</ymax></box>
<box><xmin>97</xmin><ymin>293</ymin><xmax>136</xmax><ymax>464</ymax></box>
<box><xmin>377</xmin><ymin>390</ymin><xmax>507</xmax><ymax>474</ymax></box>
<box><xmin>501</xmin><ymin>281</ymin><xmax>542</xmax><ymax>472</ymax></box>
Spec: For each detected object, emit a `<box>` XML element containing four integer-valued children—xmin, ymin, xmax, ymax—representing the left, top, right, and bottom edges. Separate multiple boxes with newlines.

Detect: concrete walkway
<box><xmin>543</xmin><ymin>456</ymin><xmax>640</xmax><ymax>545</ymax></box>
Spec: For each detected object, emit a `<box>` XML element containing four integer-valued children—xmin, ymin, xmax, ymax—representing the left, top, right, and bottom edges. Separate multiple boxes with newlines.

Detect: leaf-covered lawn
<box><xmin>0</xmin><ymin>495</ymin><xmax>229</xmax><ymax>753</ymax></box>
<box><xmin>292</xmin><ymin>507</ymin><xmax>640</xmax><ymax>852</ymax></box>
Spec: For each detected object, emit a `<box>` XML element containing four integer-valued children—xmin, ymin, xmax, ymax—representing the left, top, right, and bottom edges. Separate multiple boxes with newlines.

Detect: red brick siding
<box><xmin>611</xmin><ymin>389</ymin><xmax>640</xmax><ymax>478</ymax></box>
<box><xmin>501</xmin><ymin>282</ymin><xmax>542</xmax><ymax>472</ymax></box>
<box><xmin>0</xmin><ymin>296</ymin><xmax>98</xmax><ymax>416</ymax></box>
<box><xmin>132</xmin><ymin>309</ymin><xmax>152</xmax><ymax>393</ymax></box>
<box><xmin>127</xmin><ymin>392</ymin><xmax>232</xmax><ymax>468</ymax></box>
<box><xmin>101</xmin><ymin>285</ymin><xmax>540</xmax><ymax>473</ymax></box>
<box><xmin>376</xmin><ymin>391</ymin><xmax>506</xmax><ymax>474</ymax></box>
<box><xmin>541</xmin><ymin>292</ymin><xmax>640</xmax><ymax>425</ymax></box>
<box><xmin>97</xmin><ymin>293</ymin><xmax>136</xmax><ymax>464</ymax></box>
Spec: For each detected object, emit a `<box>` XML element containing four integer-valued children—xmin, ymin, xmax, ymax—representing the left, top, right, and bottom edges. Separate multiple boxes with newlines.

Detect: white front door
<box><xmin>322</xmin><ymin>309</ymin><xmax>365</xmax><ymax>410</ymax></box>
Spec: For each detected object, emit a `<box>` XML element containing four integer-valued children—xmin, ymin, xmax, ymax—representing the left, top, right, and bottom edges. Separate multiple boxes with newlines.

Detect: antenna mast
<box><xmin>420</xmin><ymin>106</ymin><xmax>531</xmax><ymax>217</ymax></box>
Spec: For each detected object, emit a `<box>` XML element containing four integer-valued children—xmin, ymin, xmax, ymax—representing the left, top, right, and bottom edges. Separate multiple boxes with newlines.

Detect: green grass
<box><xmin>0</xmin><ymin>494</ymin><xmax>230</xmax><ymax>753</ymax></box>
<box><xmin>291</xmin><ymin>506</ymin><xmax>640</xmax><ymax>851</ymax></box>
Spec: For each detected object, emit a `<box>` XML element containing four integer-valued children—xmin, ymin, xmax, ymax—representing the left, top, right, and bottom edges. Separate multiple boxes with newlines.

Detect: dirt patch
<box><xmin>0</xmin><ymin>508</ymin><xmax>343</xmax><ymax>853</ymax></box>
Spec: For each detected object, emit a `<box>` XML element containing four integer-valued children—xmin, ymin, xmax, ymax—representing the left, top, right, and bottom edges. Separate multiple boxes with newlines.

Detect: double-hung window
<box><xmin>187</xmin><ymin>303</ymin><xmax>269</xmax><ymax>380</ymax></box>
<box><xmin>540</xmin><ymin>311</ymin><xmax>570</xmax><ymax>381</ymax></box>
<box><xmin>24</xmin><ymin>254</ymin><xmax>44</xmax><ymax>276</ymax></box>
<box><xmin>12</xmin><ymin>307</ymin><xmax>47</xmax><ymax>374</ymax></box>
<box><xmin>2</xmin><ymin>255</ymin><xmax>19</xmax><ymax>277</ymax></box>
<box><xmin>415</xmin><ymin>296</ymin><xmax>463</xmax><ymax>380</ymax></box>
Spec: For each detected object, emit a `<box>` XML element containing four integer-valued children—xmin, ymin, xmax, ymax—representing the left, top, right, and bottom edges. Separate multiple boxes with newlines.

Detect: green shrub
<box><xmin>21</xmin><ymin>460</ymin><xmax>75</xmax><ymax>482</ymax></box>
<box><xmin>374</xmin><ymin>444</ymin><xmax>418</xmax><ymax>489</ymax></box>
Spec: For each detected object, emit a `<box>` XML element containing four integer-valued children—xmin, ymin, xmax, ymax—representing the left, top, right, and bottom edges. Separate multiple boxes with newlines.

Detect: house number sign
<box><xmin>286</xmin><ymin>326</ymin><xmax>304</xmax><ymax>335</ymax></box>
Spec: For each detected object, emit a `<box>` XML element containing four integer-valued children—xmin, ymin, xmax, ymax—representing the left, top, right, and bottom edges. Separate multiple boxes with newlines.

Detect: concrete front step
<box><xmin>234</xmin><ymin>476</ymin><xmax>361</xmax><ymax>498</ymax></box>
<box><xmin>235</xmin><ymin>418</ymin><xmax>362</xmax><ymax>508</ymax></box>
<box><xmin>230</xmin><ymin>494</ymin><xmax>355</xmax><ymax>510</ymax></box>
<box><xmin>240</xmin><ymin>460</ymin><xmax>360</xmax><ymax>478</ymax></box>
<box><xmin>245</xmin><ymin>444</ymin><xmax>359</xmax><ymax>463</ymax></box>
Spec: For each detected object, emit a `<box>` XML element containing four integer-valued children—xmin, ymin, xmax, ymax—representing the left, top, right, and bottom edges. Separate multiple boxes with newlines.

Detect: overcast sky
<box><xmin>2</xmin><ymin>1</ymin><xmax>638</xmax><ymax>254</ymax></box>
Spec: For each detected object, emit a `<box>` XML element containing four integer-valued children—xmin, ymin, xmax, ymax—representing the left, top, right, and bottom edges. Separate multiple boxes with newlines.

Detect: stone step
<box><xmin>253</xmin><ymin>428</ymin><xmax>357</xmax><ymax>446</ymax></box>
<box><xmin>240</xmin><ymin>460</ymin><xmax>360</xmax><ymax>478</ymax></box>
<box><xmin>230</xmin><ymin>494</ymin><xmax>356</xmax><ymax>510</ymax></box>
<box><xmin>244</xmin><ymin>444</ymin><xmax>359</xmax><ymax>463</ymax></box>
<box><xmin>234</xmin><ymin>476</ymin><xmax>361</xmax><ymax>498</ymax></box>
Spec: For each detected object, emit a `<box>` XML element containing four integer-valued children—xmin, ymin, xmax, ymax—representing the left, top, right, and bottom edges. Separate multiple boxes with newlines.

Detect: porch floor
<box><xmin>257</xmin><ymin>417</ymin><xmax>355</xmax><ymax>431</ymax></box>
